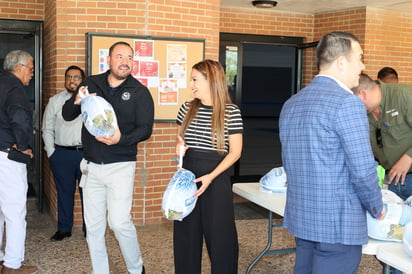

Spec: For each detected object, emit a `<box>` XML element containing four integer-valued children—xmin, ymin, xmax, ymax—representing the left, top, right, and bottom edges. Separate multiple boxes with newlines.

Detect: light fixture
<box><xmin>252</xmin><ymin>0</ymin><xmax>277</xmax><ymax>8</ymax></box>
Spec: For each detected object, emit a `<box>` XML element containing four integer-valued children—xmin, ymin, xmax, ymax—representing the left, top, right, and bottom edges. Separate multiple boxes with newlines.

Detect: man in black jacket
<box><xmin>63</xmin><ymin>41</ymin><xmax>154</xmax><ymax>274</ymax></box>
<box><xmin>0</xmin><ymin>50</ymin><xmax>38</xmax><ymax>274</ymax></box>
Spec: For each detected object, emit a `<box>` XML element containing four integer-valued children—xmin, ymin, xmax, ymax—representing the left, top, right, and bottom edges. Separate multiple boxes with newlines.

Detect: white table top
<box><xmin>233</xmin><ymin>182</ymin><xmax>286</xmax><ymax>216</ymax></box>
<box><xmin>377</xmin><ymin>243</ymin><xmax>412</xmax><ymax>273</ymax></box>
<box><xmin>362</xmin><ymin>238</ymin><xmax>398</xmax><ymax>255</ymax></box>
<box><xmin>232</xmin><ymin>182</ymin><xmax>397</xmax><ymax>256</ymax></box>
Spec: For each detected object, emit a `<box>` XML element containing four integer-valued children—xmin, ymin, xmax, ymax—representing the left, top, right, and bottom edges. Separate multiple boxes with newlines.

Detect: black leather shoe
<box><xmin>142</xmin><ymin>265</ymin><xmax>145</xmax><ymax>274</ymax></box>
<box><xmin>50</xmin><ymin>231</ymin><xmax>71</xmax><ymax>241</ymax></box>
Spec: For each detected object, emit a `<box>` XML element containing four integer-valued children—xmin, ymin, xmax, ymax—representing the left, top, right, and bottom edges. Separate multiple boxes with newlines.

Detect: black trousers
<box><xmin>173</xmin><ymin>148</ymin><xmax>238</xmax><ymax>274</ymax></box>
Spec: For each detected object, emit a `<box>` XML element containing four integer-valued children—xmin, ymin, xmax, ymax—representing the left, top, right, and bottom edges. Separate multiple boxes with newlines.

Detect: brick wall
<box><xmin>220</xmin><ymin>8</ymin><xmax>315</xmax><ymax>86</ymax></box>
<box><xmin>44</xmin><ymin>0</ymin><xmax>221</xmax><ymax>225</ymax></box>
<box><xmin>3</xmin><ymin>1</ymin><xmax>412</xmax><ymax>226</ymax></box>
<box><xmin>364</xmin><ymin>7</ymin><xmax>412</xmax><ymax>83</ymax></box>
<box><xmin>312</xmin><ymin>8</ymin><xmax>367</xmax><ymax>84</ymax></box>
<box><xmin>0</xmin><ymin>0</ymin><xmax>43</xmax><ymax>20</ymax></box>
<box><xmin>220</xmin><ymin>8</ymin><xmax>313</xmax><ymax>37</ymax></box>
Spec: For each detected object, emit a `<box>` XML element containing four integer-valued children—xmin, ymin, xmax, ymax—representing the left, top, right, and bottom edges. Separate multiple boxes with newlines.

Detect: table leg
<box><xmin>383</xmin><ymin>263</ymin><xmax>390</xmax><ymax>274</ymax></box>
<box><xmin>246</xmin><ymin>211</ymin><xmax>295</xmax><ymax>274</ymax></box>
<box><xmin>246</xmin><ymin>211</ymin><xmax>274</xmax><ymax>274</ymax></box>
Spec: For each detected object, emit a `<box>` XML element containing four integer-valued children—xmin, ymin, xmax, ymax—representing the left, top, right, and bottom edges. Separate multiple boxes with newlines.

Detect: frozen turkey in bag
<box><xmin>162</xmin><ymin>168</ymin><xmax>197</xmax><ymax>221</ymax></box>
<box><xmin>78</xmin><ymin>86</ymin><xmax>118</xmax><ymax>137</ymax></box>
<box><xmin>162</xmin><ymin>146</ymin><xmax>198</xmax><ymax>221</ymax></box>
<box><xmin>259</xmin><ymin>166</ymin><xmax>287</xmax><ymax>193</ymax></box>
<box><xmin>403</xmin><ymin>221</ymin><xmax>412</xmax><ymax>258</ymax></box>
<box><xmin>366</xmin><ymin>190</ymin><xmax>412</xmax><ymax>242</ymax></box>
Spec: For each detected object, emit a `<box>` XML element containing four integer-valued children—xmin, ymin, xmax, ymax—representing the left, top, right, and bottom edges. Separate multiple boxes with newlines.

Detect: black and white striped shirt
<box><xmin>176</xmin><ymin>101</ymin><xmax>243</xmax><ymax>153</ymax></box>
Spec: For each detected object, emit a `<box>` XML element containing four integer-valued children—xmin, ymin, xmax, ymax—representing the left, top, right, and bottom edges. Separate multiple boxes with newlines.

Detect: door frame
<box><xmin>219</xmin><ymin>33</ymin><xmax>317</xmax><ymax>182</ymax></box>
<box><xmin>0</xmin><ymin>19</ymin><xmax>44</xmax><ymax>211</ymax></box>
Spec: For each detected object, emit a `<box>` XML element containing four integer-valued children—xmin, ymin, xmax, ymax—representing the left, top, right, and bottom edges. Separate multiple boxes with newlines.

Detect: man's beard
<box><xmin>113</xmin><ymin>65</ymin><xmax>130</xmax><ymax>80</ymax></box>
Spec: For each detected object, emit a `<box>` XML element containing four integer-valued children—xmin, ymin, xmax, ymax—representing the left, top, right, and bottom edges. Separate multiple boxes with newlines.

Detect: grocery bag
<box><xmin>259</xmin><ymin>166</ymin><xmax>287</xmax><ymax>193</ymax></box>
<box><xmin>78</xmin><ymin>86</ymin><xmax>118</xmax><ymax>137</ymax></box>
<box><xmin>162</xmin><ymin>146</ymin><xmax>197</xmax><ymax>221</ymax></box>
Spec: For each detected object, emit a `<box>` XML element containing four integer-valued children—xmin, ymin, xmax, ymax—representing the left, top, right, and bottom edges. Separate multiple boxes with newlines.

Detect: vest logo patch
<box><xmin>122</xmin><ymin>92</ymin><xmax>131</xmax><ymax>101</ymax></box>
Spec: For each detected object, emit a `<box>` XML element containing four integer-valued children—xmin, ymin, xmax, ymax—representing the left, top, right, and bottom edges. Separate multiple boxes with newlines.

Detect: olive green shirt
<box><xmin>369</xmin><ymin>82</ymin><xmax>412</xmax><ymax>171</ymax></box>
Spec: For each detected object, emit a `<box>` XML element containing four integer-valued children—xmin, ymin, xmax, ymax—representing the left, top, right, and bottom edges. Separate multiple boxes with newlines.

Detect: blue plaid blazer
<box><xmin>279</xmin><ymin>76</ymin><xmax>383</xmax><ymax>245</ymax></box>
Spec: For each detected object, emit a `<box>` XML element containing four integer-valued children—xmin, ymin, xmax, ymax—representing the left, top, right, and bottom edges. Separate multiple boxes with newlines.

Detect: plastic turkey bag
<box><xmin>259</xmin><ymin>166</ymin><xmax>287</xmax><ymax>193</ymax></box>
<box><xmin>366</xmin><ymin>190</ymin><xmax>412</xmax><ymax>242</ymax></box>
<box><xmin>403</xmin><ymin>221</ymin><xmax>412</xmax><ymax>258</ymax></box>
<box><xmin>162</xmin><ymin>146</ymin><xmax>197</xmax><ymax>221</ymax></box>
<box><xmin>78</xmin><ymin>86</ymin><xmax>118</xmax><ymax>137</ymax></box>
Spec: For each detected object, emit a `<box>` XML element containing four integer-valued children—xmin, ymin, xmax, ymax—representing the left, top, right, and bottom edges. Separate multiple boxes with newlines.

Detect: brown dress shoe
<box><xmin>1</xmin><ymin>264</ymin><xmax>38</xmax><ymax>274</ymax></box>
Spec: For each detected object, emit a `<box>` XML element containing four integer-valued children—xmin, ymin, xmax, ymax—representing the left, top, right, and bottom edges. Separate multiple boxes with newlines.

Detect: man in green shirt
<box><xmin>352</xmin><ymin>73</ymin><xmax>412</xmax><ymax>201</ymax></box>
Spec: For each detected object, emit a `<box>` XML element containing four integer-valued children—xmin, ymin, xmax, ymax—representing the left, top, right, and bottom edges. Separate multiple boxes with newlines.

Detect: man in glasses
<box><xmin>0</xmin><ymin>50</ymin><xmax>38</xmax><ymax>273</ymax></box>
<box><xmin>42</xmin><ymin>65</ymin><xmax>87</xmax><ymax>241</ymax></box>
<box><xmin>352</xmin><ymin>73</ymin><xmax>412</xmax><ymax>201</ymax></box>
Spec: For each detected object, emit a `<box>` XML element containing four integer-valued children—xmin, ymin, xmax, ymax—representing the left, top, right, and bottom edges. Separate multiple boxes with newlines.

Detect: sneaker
<box><xmin>1</xmin><ymin>264</ymin><xmax>38</xmax><ymax>274</ymax></box>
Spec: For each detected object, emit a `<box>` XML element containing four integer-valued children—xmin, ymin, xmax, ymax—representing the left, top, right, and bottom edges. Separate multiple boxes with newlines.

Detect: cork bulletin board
<box><xmin>86</xmin><ymin>32</ymin><xmax>205</xmax><ymax>121</ymax></box>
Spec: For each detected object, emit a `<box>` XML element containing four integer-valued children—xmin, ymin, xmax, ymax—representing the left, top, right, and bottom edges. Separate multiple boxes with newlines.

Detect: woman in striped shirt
<box><xmin>173</xmin><ymin>59</ymin><xmax>243</xmax><ymax>274</ymax></box>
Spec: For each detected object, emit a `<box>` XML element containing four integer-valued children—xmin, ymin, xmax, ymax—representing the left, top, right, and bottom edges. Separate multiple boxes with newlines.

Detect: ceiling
<box><xmin>221</xmin><ymin>0</ymin><xmax>412</xmax><ymax>14</ymax></box>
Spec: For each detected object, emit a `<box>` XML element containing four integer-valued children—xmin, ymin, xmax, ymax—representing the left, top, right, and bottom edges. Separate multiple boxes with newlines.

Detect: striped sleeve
<box><xmin>227</xmin><ymin>104</ymin><xmax>243</xmax><ymax>134</ymax></box>
<box><xmin>176</xmin><ymin>102</ymin><xmax>189</xmax><ymax>125</ymax></box>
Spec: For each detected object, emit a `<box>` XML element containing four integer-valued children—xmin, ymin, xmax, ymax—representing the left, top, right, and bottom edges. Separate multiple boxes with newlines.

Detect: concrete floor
<box><xmin>19</xmin><ymin>117</ymin><xmax>383</xmax><ymax>273</ymax></box>
<box><xmin>20</xmin><ymin>194</ymin><xmax>383</xmax><ymax>274</ymax></box>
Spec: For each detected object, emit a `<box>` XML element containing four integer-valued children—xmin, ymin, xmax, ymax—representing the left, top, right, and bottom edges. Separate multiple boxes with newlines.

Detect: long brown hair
<box><xmin>180</xmin><ymin>59</ymin><xmax>232</xmax><ymax>154</ymax></box>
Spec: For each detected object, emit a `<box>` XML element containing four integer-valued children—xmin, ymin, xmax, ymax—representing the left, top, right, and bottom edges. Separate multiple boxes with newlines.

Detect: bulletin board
<box><xmin>86</xmin><ymin>32</ymin><xmax>205</xmax><ymax>121</ymax></box>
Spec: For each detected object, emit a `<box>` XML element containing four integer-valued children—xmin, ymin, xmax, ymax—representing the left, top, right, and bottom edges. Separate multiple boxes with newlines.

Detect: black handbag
<box><xmin>7</xmin><ymin>147</ymin><xmax>31</xmax><ymax>164</ymax></box>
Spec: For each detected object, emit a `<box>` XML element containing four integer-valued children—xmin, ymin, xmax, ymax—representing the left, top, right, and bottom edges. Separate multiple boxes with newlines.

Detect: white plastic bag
<box><xmin>403</xmin><ymin>221</ymin><xmax>412</xmax><ymax>258</ymax></box>
<box><xmin>162</xmin><ymin>168</ymin><xmax>197</xmax><ymax>221</ymax></box>
<box><xmin>259</xmin><ymin>166</ymin><xmax>287</xmax><ymax>193</ymax></box>
<box><xmin>366</xmin><ymin>190</ymin><xmax>412</xmax><ymax>242</ymax></box>
<box><xmin>162</xmin><ymin>146</ymin><xmax>197</xmax><ymax>221</ymax></box>
<box><xmin>78</xmin><ymin>86</ymin><xmax>118</xmax><ymax>137</ymax></box>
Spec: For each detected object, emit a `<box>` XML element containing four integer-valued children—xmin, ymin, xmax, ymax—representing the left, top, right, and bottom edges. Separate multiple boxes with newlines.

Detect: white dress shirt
<box><xmin>42</xmin><ymin>90</ymin><xmax>83</xmax><ymax>157</ymax></box>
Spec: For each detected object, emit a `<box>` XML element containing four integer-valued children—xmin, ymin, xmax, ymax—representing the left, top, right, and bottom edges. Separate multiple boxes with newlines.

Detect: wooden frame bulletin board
<box><xmin>86</xmin><ymin>32</ymin><xmax>205</xmax><ymax>121</ymax></box>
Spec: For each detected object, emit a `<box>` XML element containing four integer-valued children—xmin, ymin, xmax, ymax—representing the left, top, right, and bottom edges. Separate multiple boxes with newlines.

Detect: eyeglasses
<box><xmin>65</xmin><ymin>75</ymin><xmax>82</xmax><ymax>81</ymax></box>
<box><xmin>21</xmin><ymin>64</ymin><xmax>34</xmax><ymax>73</ymax></box>
<box><xmin>376</xmin><ymin>128</ymin><xmax>383</xmax><ymax>148</ymax></box>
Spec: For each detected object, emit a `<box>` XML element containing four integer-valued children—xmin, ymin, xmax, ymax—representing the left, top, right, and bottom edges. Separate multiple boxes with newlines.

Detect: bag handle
<box><xmin>178</xmin><ymin>145</ymin><xmax>185</xmax><ymax>169</ymax></box>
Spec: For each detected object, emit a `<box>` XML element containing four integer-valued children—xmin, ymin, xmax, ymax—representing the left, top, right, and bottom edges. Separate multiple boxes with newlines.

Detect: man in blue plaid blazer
<box><xmin>279</xmin><ymin>31</ymin><xmax>385</xmax><ymax>274</ymax></box>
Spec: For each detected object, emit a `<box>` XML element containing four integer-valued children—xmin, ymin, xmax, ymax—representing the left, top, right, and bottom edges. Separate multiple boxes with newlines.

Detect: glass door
<box><xmin>220</xmin><ymin>33</ymin><xmax>305</xmax><ymax>182</ymax></box>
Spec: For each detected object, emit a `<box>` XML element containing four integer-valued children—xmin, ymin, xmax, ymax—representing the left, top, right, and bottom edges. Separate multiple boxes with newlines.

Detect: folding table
<box><xmin>232</xmin><ymin>183</ymin><xmax>294</xmax><ymax>273</ymax></box>
<box><xmin>232</xmin><ymin>182</ymin><xmax>400</xmax><ymax>273</ymax></box>
<box><xmin>377</xmin><ymin>243</ymin><xmax>412</xmax><ymax>274</ymax></box>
